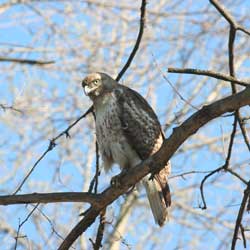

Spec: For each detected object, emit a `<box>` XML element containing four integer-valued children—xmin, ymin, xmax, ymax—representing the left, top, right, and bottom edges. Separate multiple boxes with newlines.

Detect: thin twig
<box><xmin>52</xmin><ymin>106</ymin><xmax>94</xmax><ymax>142</ymax></box>
<box><xmin>199</xmin><ymin>166</ymin><xmax>223</xmax><ymax>209</ymax></box>
<box><xmin>90</xmin><ymin>208</ymin><xmax>107</xmax><ymax>250</ymax></box>
<box><xmin>200</xmin><ymin>116</ymin><xmax>239</xmax><ymax>210</ymax></box>
<box><xmin>237</xmin><ymin>26</ymin><xmax>250</xmax><ymax>37</ymax></box>
<box><xmin>94</xmin><ymin>140</ymin><xmax>100</xmax><ymax>194</ymax></box>
<box><xmin>240</xmin><ymin>224</ymin><xmax>247</xmax><ymax>249</ymax></box>
<box><xmin>88</xmin><ymin>111</ymin><xmax>100</xmax><ymax>194</ymax></box>
<box><xmin>200</xmin><ymin>161</ymin><xmax>249</xmax><ymax>210</ymax></box>
<box><xmin>210</xmin><ymin>0</ymin><xmax>250</xmax><ymax>36</ymax></box>
<box><xmin>14</xmin><ymin>203</ymin><xmax>39</xmax><ymax>250</ymax></box>
<box><xmin>88</xmin><ymin>140</ymin><xmax>100</xmax><ymax>194</ymax></box>
<box><xmin>231</xmin><ymin>181</ymin><xmax>250</xmax><ymax>250</ymax></box>
<box><xmin>169</xmin><ymin>170</ymin><xmax>212</xmax><ymax>180</ymax></box>
<box><xmin>30</xmin><ymin>204</ymin><xmax>67</xmax><ymax>243</ymax></box>
<box><xmin>237</xmin><ymin>115</ymin><xmax>250</xmax><ymax>152</ymax></box>
<box><xmin>223</xmin><ymin>115</ymin><xmax>237</xmax><ymax>170</ymax></box>
<box><xmin>153</xmin><ymin>58</ymin><xmax>198</xmax><ymax>110</ymax></box>
<box><xmin>0</xmin><ymin>104</ymin><xmax>24</xmax><ymax>114</ymax></box>
<box><xmin>115</xmin><ymin>0</ymin><xmax>147</xmax><ymax>82</ymax></box>
<box><xmin>0</xmin><ymin>56</ymin><xmax>54</xmax><ymax>65</ymax></box>
<box><xmin>13</xmin><ymin>142</ymin><xmax>56</xmax><ymax>195</ymax></box>
<box><xmin>167</xmin><ymin>67</ymin><xmax>249</xmax><ymax>87</ymax></box>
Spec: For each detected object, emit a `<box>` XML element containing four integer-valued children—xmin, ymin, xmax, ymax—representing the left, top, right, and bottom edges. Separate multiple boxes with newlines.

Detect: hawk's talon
<box><xmin>110</xmin><ymin>169</ymin><xmax>128</xmax><ymax>188</ymax></box>
<box><xmin>110</xmin><ymin>175</ymin><xmax>122</xmax><ymax>188</ymax></box>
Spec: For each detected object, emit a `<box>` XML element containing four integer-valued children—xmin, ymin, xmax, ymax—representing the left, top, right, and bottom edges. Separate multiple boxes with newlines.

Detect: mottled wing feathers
<box><xmin>115</xmin><ymin>84</ymin><xmax>162</xmax><ymax>160</ymax></box>
<box><xmin>114</xmin><ymin>84</ymin><xmax>171</xmax><ymax>208</ymax></box>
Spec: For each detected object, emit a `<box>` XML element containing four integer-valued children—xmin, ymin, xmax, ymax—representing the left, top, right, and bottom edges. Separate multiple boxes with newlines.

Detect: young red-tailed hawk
<box><xmin>82</xmin><ymin>72</ymin><xmax>171</xmax><ymax>226</ymax></box>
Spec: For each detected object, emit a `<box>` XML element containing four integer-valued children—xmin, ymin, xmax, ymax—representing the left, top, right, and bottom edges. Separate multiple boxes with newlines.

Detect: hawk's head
<box><xmin>82</xmin><ymin>72</ymin><xmax>117</xmax><ymax>100</ymax></box>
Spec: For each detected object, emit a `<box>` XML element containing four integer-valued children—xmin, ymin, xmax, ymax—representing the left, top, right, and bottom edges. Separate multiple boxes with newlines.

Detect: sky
<box><xmin>0</xmin><ymin>1</ymin><xmax>250</xmax><ymax>250</ymax></box>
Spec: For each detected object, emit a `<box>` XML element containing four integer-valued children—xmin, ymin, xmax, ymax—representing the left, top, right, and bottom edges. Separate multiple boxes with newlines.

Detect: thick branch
<box><xmin>59</xmin><ymin>86</ymin><xmax>250</xmax><ymax>249</ymax></box>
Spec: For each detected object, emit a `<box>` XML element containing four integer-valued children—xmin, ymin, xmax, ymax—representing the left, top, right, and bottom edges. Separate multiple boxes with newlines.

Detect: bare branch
<box><xmin>154</xmin><ymin>60</ymin><xmax>198</xmax><ymax>110</ymax></box>
<box><xmin>210</xmin><ymin>0</ymin><xmax>250</xmax><ymax>36</ymax></box>
<box><xmin>87</xmin><ymin>111</ymin><xmax>100</xmax><ymax>195</ymax></box>
<box><xmin>231</xmin><ymin>182</ymin><xmax>250</xmax><ymax>250</ymax></box>
<box><xmin>0</xmin><ymin>57</ymin><xmax>54</xmax><ymax>65</ymax></box>
<box><xmin>167</xmin><ymin>68</ymin><xmax>250</xmax><ymax>87</ymax></box>
<box><xmin>199</xmin><ymin>166</ymin><xmax>223</xmax><ymax>209</ymax></box>
<box><xmin>14</xmin><ymin>203</ymin><xmax>39</xmax><ymax>250</ymax></box>
<box><xmin>0</xmin><ymin>192</ymin><xmax>99</xmax><ymax>206</ymax></box>
<box><xmin>0</xmin><ymin>104</ymin><xmax>24</xmax><ymax>114</ymax></box>
<box><xmin>58</xmin><ymin>208</ymin><xmax>100</xmax><ymax>250</ymax></box>
<box><xmin>240</xmin><ymin>224</ymin><xmax>247</xmax><ymax>249</ymax></box>
<box><xmin>210</xmin><ymin>0</ymin><xmax>237</xmax><ymax>27</ymax></box>
<box><xmin>210</xmin><ymin>0</ymin><xmax>250</xmax><ymax>153</ymax></box>
<box><xmin>116</xmin><ymin>0</ymin><xmax>147</xmax><ymax>82</ymax></box>
<box><xmin>169</xmin><ymin>170</ymin><xmax>212</xmax><ymax>180</ymax></box>
<box><xmin>90</xmin><ymin>208</ymin><xmax>106</xmax><ymax>250</ymax></box>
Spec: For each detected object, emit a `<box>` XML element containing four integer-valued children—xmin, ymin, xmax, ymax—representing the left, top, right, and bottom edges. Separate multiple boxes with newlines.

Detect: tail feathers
<box><xmin>155</xmin><ymin>174</ymin><xmax>171</xmax><ymax>207</ymax></box>
<box><xmin>143</xmin><ymin>176</ymin><xmax>170</xmax><ymax>226</ymax></box>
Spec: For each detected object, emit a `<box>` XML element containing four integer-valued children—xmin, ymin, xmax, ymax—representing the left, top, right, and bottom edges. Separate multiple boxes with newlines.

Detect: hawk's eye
<box><xmin>92</xmin><ymin>79</ymin><xmax>99</xmax><ymax>85</ymax></box>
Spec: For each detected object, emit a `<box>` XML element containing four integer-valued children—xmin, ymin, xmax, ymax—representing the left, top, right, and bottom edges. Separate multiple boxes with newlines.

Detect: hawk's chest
<box><xmin>95</xmin><ymin>95</ymin><xmax>124</xmax><ymax>162</ymax></box>
<box><xmin>94</xmin><ymin>93</ymin><xmax>140</xmax><ymax>170</ymax></box>
<box><xmin>95</xmin><ymin>94</ymin><xmax>121</xmax><ymax>140</ymax></box>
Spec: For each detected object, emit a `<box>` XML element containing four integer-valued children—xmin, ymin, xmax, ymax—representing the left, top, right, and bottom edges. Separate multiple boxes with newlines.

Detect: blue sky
<box><xmin>0</xmin><ymin>1</ymin><xmax>250</xmax><ymax>250</ymax></box>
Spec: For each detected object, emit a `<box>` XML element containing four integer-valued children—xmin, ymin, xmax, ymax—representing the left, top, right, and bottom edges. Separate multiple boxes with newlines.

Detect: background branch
<box><xmin>115</xmin><ymin>0</ymin><xmax>147</xmax><ymax>82</ymax></box>
<box><xmin>0</xmin><ymin>56</ymin><xmax>54</xmax><ymax>65</ymax></box>
<box><xmin>167</xmin><ymin>68</ymin><xmax>249</xmax><ymax>87</ymax></box>
<box><xmin>0</xmin><ymin>192</ymin><xmax>99</xmax><ymax>206</ymax></box>
<box><xmin>231</xmin><ymin>182</ymin><xmax>250</xmax><ymax>250</ymax></box>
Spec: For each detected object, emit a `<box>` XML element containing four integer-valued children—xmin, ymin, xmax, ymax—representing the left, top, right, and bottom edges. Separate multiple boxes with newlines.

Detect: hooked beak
<box><xmin>84</xmin><ymin>85</ymin><xmax>99</xmax><ymax>96</ymax></box>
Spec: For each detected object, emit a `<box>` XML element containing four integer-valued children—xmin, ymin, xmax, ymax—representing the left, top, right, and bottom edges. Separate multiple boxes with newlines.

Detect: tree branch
<box><xmin>0</xmin><ymin>192</ymin><xmax>99</xmax><ymax>206</ymax></box>
<box><xmin>209</xmin><ymin>0</ymin><xmax>250</xmax><ymax>36</ymax></box>
<box><xmin>231</xmin><ymin>181</ymin><xmax>250</xmax><ymax>250</ymax></box>
<box><xmin>115</xmin><ymin>0</ymin><xmax>146</xmax><ymax>82</ymax></box>
<box><xmin>167</xmin><ymin>67</ymin><xmax>249</xmax><ymax>87</ymax></box>
<box><xmin>90</xmin><ymin>208</ymin><xmax>106</xmax><ymax>250</ymax></box>
<box><xmin>0</xmin><ymin>56</ymin><xmax>54</xmax><ymax>65</ymax></box>
<box><xmin>0</xmin><ymin>104</ymin><xmax>24</xmax><ymax>114</ymax></box>
<box><xmin>210</xmin><ymin>0</ymin><xmax>250</xmax><ymax>154</ymax></box>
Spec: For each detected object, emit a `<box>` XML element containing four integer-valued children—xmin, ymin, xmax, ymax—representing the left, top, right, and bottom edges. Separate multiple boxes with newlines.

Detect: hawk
<box><xmin>82</xmin><ymin>72</ymin><xmax>171</xmax><ymax>226</ymax></box>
